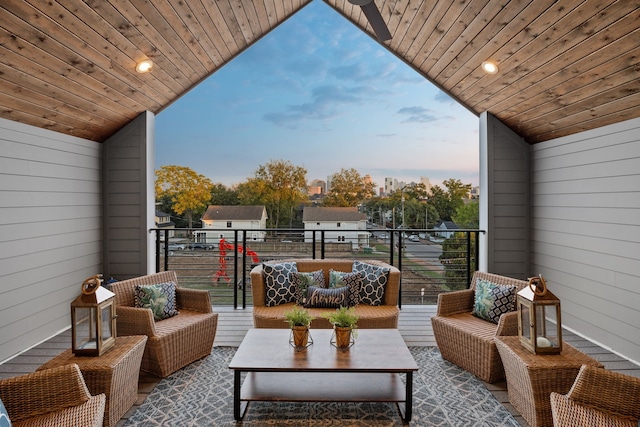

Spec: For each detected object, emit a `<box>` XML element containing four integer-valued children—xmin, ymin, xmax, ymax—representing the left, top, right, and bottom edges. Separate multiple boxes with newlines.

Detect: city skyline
<box><xmin>155</xmin><ymin>1</ymin><xmax>480</xmax><ymax>191</ymax></box>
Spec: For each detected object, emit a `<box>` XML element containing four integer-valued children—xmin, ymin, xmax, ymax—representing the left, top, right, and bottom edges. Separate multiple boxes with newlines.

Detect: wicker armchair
<box><xmin>430</xmin><ymin>271</ymin><xmax>529</xmax><ymax>383</ymax></box>
<box><xmin>110</xmin><ymin>271</ymin><xmax>218</xmax><ymax>377</ymax></box>
<box><xmin>0</xmin><ymin>364</ymin><xmax>105</xmax><ymax>427</ymax></box>
<box><xmin>551</xmin><ymin>365</ymin><xmax>640</xmax><ymax>427</ymax></box>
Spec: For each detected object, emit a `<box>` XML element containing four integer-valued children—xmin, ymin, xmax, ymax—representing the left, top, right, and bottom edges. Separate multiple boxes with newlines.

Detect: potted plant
<box><xmin>323</xmin><ymin>306</ymin><xmax>359</xmax><ymax>349</ymax></box>
<box><xmin>284</xmin><ymin>306</ymin><xmax>314</xmax><ymax>349</ymax></box>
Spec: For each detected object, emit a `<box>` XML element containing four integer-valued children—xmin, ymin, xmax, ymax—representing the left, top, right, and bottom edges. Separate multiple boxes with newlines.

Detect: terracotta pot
<box><xmin>292</xmin><ymin>325</ymin><xmax>309</xmax><ymax>347</ymax></box>
<box><xmin>334</xmin><ymin>326</ymin><xmax>352</xmax><ymax>348</ymax></box>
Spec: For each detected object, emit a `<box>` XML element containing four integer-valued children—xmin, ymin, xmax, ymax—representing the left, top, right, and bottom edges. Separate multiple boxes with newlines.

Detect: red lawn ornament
<box><xmin>213</xmin><ymin>238</ymin><xmax>259</xmax><ymax>285</ymax></box>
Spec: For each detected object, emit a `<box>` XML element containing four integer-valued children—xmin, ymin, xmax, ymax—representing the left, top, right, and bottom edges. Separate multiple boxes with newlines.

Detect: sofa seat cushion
<box><xmin>153</xmin><ymin>309</ymin><xmax>216</xmax><ymax>338</ymax></box>
<box><xmin>435</xmin><ymin>311</ymin><xmax>499</xmax><ymax>342</ymax></box>
<box><xmin>252</xmin><ymin>303</ymin><xmax>399</xmax><ymax>329</ymax></box>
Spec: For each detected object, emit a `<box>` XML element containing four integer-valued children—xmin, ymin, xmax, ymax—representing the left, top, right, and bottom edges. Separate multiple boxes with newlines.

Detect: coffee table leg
<box><xmin>233</xmin><ymin>370</ymin><xmax>242</xmax><ymax>420</ymax></box>
<box><xmin>404</xmin><ymin>371</ymin><xmax>413</xmax><ymax>422</ymax></box>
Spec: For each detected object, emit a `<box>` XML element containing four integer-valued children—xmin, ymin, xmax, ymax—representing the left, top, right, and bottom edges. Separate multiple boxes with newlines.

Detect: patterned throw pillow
<box><xmin>0</xmin><ymin>398</ymin><xmax>11</xmax><ymax>427</ymax></box>
<box><xmin>472</xmin><ymin>278</ymin><xmax>517</xmax><ymax>324</ymax></box>
<box><xmin>290</xmin><ymin>270</ymin><xmax>325</xmax><ymax>305</ymax></box>
<box><xmin>328</xmin><ymin>270</ymin><xmax>363</xmax><ymax>306</ymax></box>
<box><xmin>304</xmin><ymin>286</ymin><xmax>349</xmax><ymax>308</ymax></box>
<box><xmin>352</xmin><ymin>260</ymin><xmax>389</xmax><ymax>306</ymax></box>
<box><xmin>263</xmin><ymin>262</ymin><xmax>298</xmax><ymax>307</ymax></box>
<box><xmin>134</xmin><ymin>282</ymin><xmax>179</xmax><ymax>321</ymax></box>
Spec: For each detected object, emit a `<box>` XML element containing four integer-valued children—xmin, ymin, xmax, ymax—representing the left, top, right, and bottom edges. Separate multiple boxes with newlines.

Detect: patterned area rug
<box><xmin>124</xmin><ymin>347</ymin><xmax>519</xmax><ymax>426</ymax></box>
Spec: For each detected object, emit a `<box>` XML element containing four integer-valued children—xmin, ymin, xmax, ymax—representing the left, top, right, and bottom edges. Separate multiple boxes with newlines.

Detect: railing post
<box><xmin>321</xmin><ymin>230</ymin><xmax>325</xmax><ymax>259</ymax></box>
<box><xmin>466</xmin><ymin>231</ymin><xmax>472</xmax><ymax>287</ymax></box>
<box><xmin>241</xmin><ymin>231</ymin><xmax>247</xmax><ymax>310</ymax></box>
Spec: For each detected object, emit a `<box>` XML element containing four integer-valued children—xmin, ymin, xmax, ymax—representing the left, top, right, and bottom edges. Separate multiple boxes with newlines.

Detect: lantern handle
<box><xmin>528</xmin><ymin>274</ymin><xmax>547</xmax><ymax>296</ymax></box>
<box><xmin>81</xmin><ymin>274</ymin><xmax>103</xmax><ymax>295</ymax></box>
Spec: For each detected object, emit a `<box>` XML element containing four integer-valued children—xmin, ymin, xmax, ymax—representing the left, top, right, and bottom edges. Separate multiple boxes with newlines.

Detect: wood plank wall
<box><xmin>0</xmin><ymin>117</ymin><xmax>102</xmax><ymax>363</ymax></box>
<box><xmin>531</xmin><ymin>116</ymin><xmax>640</xmax><ymax>365</ymax></box>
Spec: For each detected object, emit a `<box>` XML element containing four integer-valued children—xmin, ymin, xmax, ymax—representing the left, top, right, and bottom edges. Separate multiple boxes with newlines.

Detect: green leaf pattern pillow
<box><xmin>472</xmin><ymin>278</ymin><xmax>516</xmax><ymax>324</ymax></box>
<box><xmin>134</xmin><ymin>282</ymin><xmax>179</xmax><ymax>321</ymax></box>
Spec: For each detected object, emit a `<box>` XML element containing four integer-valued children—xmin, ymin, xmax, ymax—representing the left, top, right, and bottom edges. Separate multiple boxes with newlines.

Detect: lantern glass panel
<box><xmin>101</xmin><ymin>305</ymin><xmax>113</xmax><ymax>341</ymax></box>
<box><xmin>535</xmin><ymin>304</ymin><xmax>560</xmax><ymax>350</ymax></box>
<box><xmin>74</xmin><ymin>307</ymin><xmax>98</xmax><ymax>350</ymax></box>
<box><xmin>519</xmin><ymin>304</ymin><xmax>531</xmax><ymax>341</ymax></box>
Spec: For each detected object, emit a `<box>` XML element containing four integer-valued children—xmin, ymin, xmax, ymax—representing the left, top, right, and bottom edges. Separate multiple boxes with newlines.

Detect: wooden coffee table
<box><xmin>229</xmin><ymin>328</ymin><xmax>418</xmax><ymax>422</ymax></box>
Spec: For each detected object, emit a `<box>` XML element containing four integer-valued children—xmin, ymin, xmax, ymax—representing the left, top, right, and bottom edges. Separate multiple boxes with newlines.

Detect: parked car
<box><xmin>167</xmin><ymin>243</ymin><xmax>185</xmax><ymax>251</ymax></box>
<box><xmin>408</xmin><ymin>235</ymin><xmax>420</xmax><ymax>242</ymax></box>
<box><xmin>188</xmin><ymin>243</ymin><xmax>214</xmax><ymax>250</ymax></box>
<box><xmin>418</xmin><ymin>233</ymin><xmax>426</xmax><ymax>240</ymax></box>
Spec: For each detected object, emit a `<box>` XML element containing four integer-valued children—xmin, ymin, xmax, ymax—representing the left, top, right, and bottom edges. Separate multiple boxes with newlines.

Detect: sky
<box><xmin>155</xmin><ymin>0</ymin><xmax>480</xmax><ymax>192</ymax></box>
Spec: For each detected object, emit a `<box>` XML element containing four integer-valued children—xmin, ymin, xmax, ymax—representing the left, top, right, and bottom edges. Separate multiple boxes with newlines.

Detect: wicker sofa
<box><xmin>110</xmin><ymin>271</ymin><xmax>218</xmax><ymax>377</ymax></box>
<box><xmin>250</xmin><ymin>259</ymin><xmax>400</xmax><ymax>329</ymax></box>
<box><xmin>430</xmin><ymin>271</ymin><xmax>529</xmax><ymax>383</ymax></box>
<box><xmin>551</xmin><ymin>364</ymin><xmax>640</xmax><ymax>427</ymax></box>
<box><xmin>0</xmin><ymin>364</ymin><xmax>105</xmax><ymax>427</ymax></box>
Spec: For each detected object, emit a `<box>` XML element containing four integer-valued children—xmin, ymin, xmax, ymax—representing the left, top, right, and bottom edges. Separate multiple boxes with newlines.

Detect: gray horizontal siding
<box><xmin>0</xmin><ymin>118</ymin><xmax>102</xmax><ymax>363</ymax></box>
<box><xmin>531</xmin><ymin>116</ymin><xmax>640</xmax><ymax>365</ymax></box>
<box><xmin>480</xmin><ymin>112</ymin><xmax>530</xmax><ymax>279</ymax></box>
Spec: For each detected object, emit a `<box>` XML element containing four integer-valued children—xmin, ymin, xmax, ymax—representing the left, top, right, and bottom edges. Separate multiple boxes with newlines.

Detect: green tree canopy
<box><xmin>237</xmin><ymin>159</ymin><xmax>307</xmax><ymax>228</ymax></box>
<box><xmin>453</xmin><ymin>201</ymin><xmax>479</xmax><ymax>228</ymax></box>
<box><xmin>324</xmin><ymin>168</ymin><xmax>375</xmax><ymax>207</ymax></box>
<box><xmin>210</xmin><ymin>183</ymin><xmax>239</xmax><ymax>205</ymax></box>
<box><xmin>428</xmin><ymin>179</ymin><xmax>472</xmax><ymax>221</ymax></box>
<box><xmin>155</xmin><ymin>165</ymin><xmax>213</xmax><ymax>228</ymax></box>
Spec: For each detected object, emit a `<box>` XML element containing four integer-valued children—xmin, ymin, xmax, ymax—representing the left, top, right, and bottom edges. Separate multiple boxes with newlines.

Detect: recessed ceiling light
<box><xmin>136</xmin><ymin>59</ymin><xmax>153</xmax><ymax>73</ymax></box>
<box><xmin>481</xmin><ymin>61</ymin><xmax>499</xmax><ymax>74</ymax></box>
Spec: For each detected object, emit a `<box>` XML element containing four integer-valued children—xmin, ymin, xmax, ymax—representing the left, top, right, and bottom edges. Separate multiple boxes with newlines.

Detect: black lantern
<box><xmin>71</xmin><ymin>274</ymin><xmax>117</xmax><ymax>356</ymax></box>
<box><xmin>517</xmin><ymin>275</ymin><xmax>562</xmax><ymax>355</ymax></box>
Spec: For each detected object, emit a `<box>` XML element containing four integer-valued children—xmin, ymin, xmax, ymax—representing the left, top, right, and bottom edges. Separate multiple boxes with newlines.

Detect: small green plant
<box><xmin>323</xmin><ymin>306</ymin><xmax>359</xmax><ymax>330</ymax></box>
<box><xmin>284</xmin><ymin>306</ymin><xmax>314</xmax><ymax>328</ymax></box>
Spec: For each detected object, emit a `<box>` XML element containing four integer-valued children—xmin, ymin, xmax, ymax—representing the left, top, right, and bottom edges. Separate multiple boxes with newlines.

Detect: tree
<box><xmin>155</xmin><ymin>165</ymin><xmax>213</xmax><ymax>228</ymax></box>
<box><xmin>428</xmin><ymin>179</ymin><xmax>472</xmax><ymax>221</ymax></box>
<box><xmin>237</xmin><ymin>160</ymin><xmax>307</xmax><ymax>228</ymax></box>
<box><xmin>324</xmin><ymin>168</ymin><xmax>376</xmax><ymax>207</ymax></box>
<box><xmin>453</xmin><ymin>201</ymin><xmax>479</xmax><ymax>228</ymax></box>
<box><xmin>210</xmin><ymin>183</ymin><xmax>239</xmax><ymax>205</ymax></box>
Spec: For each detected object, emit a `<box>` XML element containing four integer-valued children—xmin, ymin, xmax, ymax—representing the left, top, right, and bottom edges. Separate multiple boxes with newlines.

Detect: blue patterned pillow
<box><xmin>0</xmin><ymin>398</ymin><xmax>11</xmax><ymax>427</ymax></box>
<box><xmin>263</xmin><ymin>262</ymin><xmax>298</xmax><ymax>307</ymax></box>
<box><xmin>134</xmin><ymin>282</ymin><xmax>179</xmax><ymax>321</ymax></box>
<box><xmin>352</xmin><ymin>260</ymin><xmax>389</xmax><ymax>306</ymax></box>
<box><xmin>304</xmin><ymin>286</ymin><xmax>349</xmax><ymax>308</ymax></box>
<box><xmin>472</xmin><ymin>278</ymin><xmax>516</xmax><ymax>324</ymax></box>
<box><xmin>329</xmin><ymin>270</ymin><xmax>363</xmax><ymax>306</ymax></box>
<box><xmin>290</xmin><ymin>270</ymin><xmax>325</xmax><ymax>305</ymax></box>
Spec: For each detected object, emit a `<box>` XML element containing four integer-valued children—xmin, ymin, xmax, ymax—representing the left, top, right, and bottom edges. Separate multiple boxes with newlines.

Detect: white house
<box><xmin>154</xmin><ymin>211</ymin><xmax>175</xmax><ymax>240</ymax></box>
<box><xmin>196</xmin><ymin>205</ymin><xmax>267</xmax><ymax>243</ymax></box>
<box><xmin>434</xmin><ymin>221</ymin><xmax>460</xmax><ymax>239</ymax></box>
<box><xmin>303</xmin><ymin>207</ymin><xmax>369</xmax><ymax>247</ymax></box>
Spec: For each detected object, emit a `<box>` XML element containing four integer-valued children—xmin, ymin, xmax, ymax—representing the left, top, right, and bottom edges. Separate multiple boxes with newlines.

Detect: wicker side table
<box><xmin>495</xmin><ymin>335</ymin><xmax>603</xmax><ymax>427</ymax></box>
<box><xmin>38</xmin><ymin>335</ymin><xmax>147</xmax><ymax>427</ymax></box>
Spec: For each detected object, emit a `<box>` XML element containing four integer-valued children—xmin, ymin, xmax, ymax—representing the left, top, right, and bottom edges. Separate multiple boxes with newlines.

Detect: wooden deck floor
<box><xmin>1</xmin><ymin>306</ymin><xmax>638</xmax><ymax>427</ymax></box>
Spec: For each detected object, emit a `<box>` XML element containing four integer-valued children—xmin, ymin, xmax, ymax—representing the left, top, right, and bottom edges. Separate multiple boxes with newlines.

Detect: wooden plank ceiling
<box><xmin>0</xmin><ymin>0</ymin><xmax>638</xmax><ymax>144</ymax></box>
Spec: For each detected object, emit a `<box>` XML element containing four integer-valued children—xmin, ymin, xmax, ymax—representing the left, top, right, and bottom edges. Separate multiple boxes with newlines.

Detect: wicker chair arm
<box><xmin>566</xmin><ymin>364</ymin><xmax>640</xmax><ymax>420</ymax></box>
<box><xmin>0</xmin><ymin>364</ymin><xmax>93</xmax><ymax>422</ymax></box>
<box><xmin>495</xmin><ymin>311</ymin><xmax>519</xmax><ymax>336</ymax></box>
<box><xmin>436</xmin><ymin>289</ymin><xmax>474</xmax><ymax>316</ymax></box>
<box><xmin>176</xmin><ymin>287</ymin><xmax>212</xmax><ymax>313</ymax></box>
<box><xmin>116</xmin><ymin>306</ymin><xmax>157</xmax><ymax>336</ymax></box>
<box><xmin>250</xmin><ymin>264</ymin><xmax>267</xmax><ymax>307</ymax></box>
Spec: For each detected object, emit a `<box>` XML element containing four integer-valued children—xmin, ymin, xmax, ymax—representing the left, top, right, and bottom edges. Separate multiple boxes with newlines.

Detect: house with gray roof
<box><xmin>195</xmin><ymin>205</ymin><xmax>267</xmax><ymax>243</ymax></box>
<box><xmin>303</xmin><ymin>207</ymin><xmax>369</xmax><ymax>248</ymax></box>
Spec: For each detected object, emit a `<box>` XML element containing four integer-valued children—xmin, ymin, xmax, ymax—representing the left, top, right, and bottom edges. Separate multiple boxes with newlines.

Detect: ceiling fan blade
<box><xmin>360</xmin><ymin>2</ymin><xmax>392</xmax><ymax>42</ymax></box>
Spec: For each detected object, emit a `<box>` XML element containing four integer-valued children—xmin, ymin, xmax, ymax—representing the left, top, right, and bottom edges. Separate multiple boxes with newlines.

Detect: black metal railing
<box><xmin>151</xmin><ymin>227</ymin><xmax>483</xmax><ymax>309</ymax></box>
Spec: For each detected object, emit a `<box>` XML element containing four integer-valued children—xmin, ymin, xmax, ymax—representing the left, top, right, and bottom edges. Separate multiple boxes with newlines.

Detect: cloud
<box><xmin>263</xmin><ymin>84</ymin><xmax>381</xmax><ymax>128</ymax></box>
<box><xmin>397</xmin><ymin>106</ymin><xmax>439</xmax><ymax>123</ymax></box>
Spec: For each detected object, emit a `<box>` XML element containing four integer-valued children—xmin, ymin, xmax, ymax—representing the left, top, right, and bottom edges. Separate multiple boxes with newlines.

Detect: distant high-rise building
<box><xmin>420</xmin><ymin>176</ymin><xmax>432</xmax><ymax>195</ymax></box>
<box><xmin>384</xmin><ymin>177</ymin><xmax>395</xmax><ymax>194</ymax></box>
